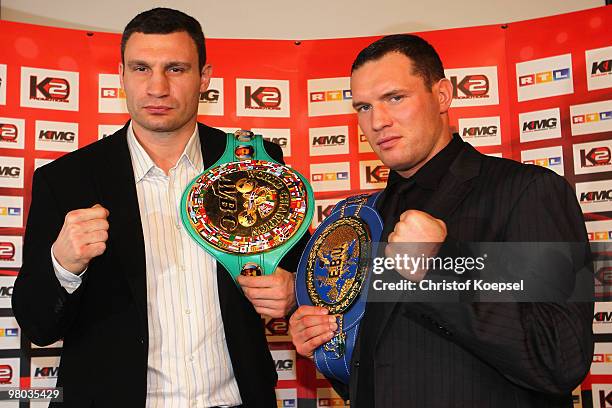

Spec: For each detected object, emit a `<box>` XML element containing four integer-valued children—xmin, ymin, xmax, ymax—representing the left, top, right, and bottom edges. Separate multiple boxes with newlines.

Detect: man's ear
<box><xmin>200</xmin><ymin>64</ymin><xmax>213</xmax><ymax>92</ymax></box>
<box><xmin>118</xmin><ymin>62</ymin><xmax>124</xmax><ymax>88</ymax></box>
<box><xmin>435</xmin><ymin>78</ymin><xmax>453</xmax><ymax>114</ymax></box>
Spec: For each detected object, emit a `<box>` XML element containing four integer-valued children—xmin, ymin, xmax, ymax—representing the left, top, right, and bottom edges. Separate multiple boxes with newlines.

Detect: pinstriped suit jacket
<box><xmin>339</xmin><ymin>138</ymin><xmax>593</xmax><ymax>407</ymax></box>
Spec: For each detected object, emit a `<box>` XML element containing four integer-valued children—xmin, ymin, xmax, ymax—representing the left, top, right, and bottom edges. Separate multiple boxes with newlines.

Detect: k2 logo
<box><xmin>30</xmin><ymin>76</ymin><xmax>70</xmax><ymax>100</ymax></box>
<box><xmin>245</xmin><ymin>86</ymin><xmax>281</xmax><ymax>109</ymax></box>
<box><xmin>450</xmin><ymin>75</ymin><xmax>489</xmax><ymax>98</ymax></box>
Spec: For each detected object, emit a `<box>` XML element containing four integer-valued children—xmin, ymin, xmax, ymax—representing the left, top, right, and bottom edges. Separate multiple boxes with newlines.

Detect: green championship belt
<box><xmin>181</xmin><ymin>130</ymin><xmax>314</xmax><ymax>281</ymax></box>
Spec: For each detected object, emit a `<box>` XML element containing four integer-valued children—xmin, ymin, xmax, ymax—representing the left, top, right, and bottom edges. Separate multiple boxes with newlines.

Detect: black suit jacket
<box><xmin>13</xmin><ymin>123</ymin><xmax>299</xmax><ymax>407</ymax></box>
<box><xmin>337</xmin><ymin>139</ymin><xmax>593</xmax><ymax>407</ymax></box>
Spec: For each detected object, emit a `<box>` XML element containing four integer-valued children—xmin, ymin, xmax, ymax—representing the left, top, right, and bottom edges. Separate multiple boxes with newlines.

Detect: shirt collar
<box><xmin>387</xmin><ymin>133</ymin><xmax>464</xmax><ymax>190</ymax></box>
<box><xmin>126</xmin><ymin>123</ymin><xmax>202</xmax><ymax>183</ymax></box>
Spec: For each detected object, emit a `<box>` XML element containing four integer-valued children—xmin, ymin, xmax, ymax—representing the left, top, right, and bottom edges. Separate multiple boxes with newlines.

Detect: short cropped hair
<box><xmin>352</xmin><ymin>34</ymin><xmax>445</xmax><ymax>88</ymax></box>
<box><xmin>121</xmin><ymin>7</ymin><xmax>206</xmax><ymax>70</ymax></box>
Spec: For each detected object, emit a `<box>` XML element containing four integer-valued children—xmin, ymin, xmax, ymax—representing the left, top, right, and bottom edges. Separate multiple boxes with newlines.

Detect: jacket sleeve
<box><xmin>12</xmin><ymin>168</ymin><xmax>86</xmax><ymax>346</ymax></box>
<box><xmin>408</xmin><ymin>171</ymin><xmax>593</xmax><ymax>394</ymax></box>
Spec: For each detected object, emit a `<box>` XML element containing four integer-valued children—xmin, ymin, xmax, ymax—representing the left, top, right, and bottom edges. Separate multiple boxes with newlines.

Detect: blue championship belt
<box><xmin>296</xmin><ymin>193</ymin><xmax>383</xmax><ymax>384</ymax></box>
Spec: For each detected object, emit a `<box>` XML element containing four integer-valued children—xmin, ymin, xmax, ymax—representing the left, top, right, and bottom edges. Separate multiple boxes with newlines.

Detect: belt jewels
<box><xmin>296</xmin><ymin>193</ymin><xmax>383</xmax><ymax>383</ymax></box>
<box><xmin>181</xmin><ymin>130</ymin><xmax>314</xmax><ymax>280</ymax></box>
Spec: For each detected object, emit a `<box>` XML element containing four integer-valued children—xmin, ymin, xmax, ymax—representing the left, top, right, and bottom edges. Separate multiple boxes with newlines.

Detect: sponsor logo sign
<box><xmin>0</xmin><ymin>64</ymin><xmax>6</xmax><ymax>105</ymax></box>
<box><xmin>573</xmin><ymin>140</ymin><xmax>612</xmax><ymax>175</ymax></box>
<box><xmin>0</xmin><ymin>236</ymin><xmax>22</xmax><ymax>269</ymax></box>
<box><xmin>0</xmin><ymin>359</ymin><xmax>19</xmax><ymax>386</ymax></box>
<box><xmin>0</xmin><ymin>117</ymin><xmax>25</xmax><ymax>150</ymax></box>
<box><xmin>271</xmin><ymin>350</ymin><xmax>296</xmax><ymax>380</ymax></box>
<box><xmin>594</xmin><ymin>302</ymin><xmax>612</xmax><ymax>334</ymax></box>
<box><xmin>98</xmin><ymin>73</ymin><xmax>128</xmax><ymax>113</ymax></box>
<box><xmin>0</xmin><ymin>157</ymin><xmax>24</xmax><ymax>189</ymax></box>
<box><xmin>445</xmin><ymin>66</ymin><xmax>499</xmax><ymax>107</ymax></box>
<box><xmin>595</xmin><ymin>258</ymin><xmax>612</xmax><ymax>301</ymax></box>
<box><xmin>308</xmin><ymin>77</ymin><xmax>353</xmax><ymax>117</ymax></box>
<box><xmin>35</xmin><ymin>120</ymin><xmax>78</xmax><ymax>152</ymax></box>
<box><xmin>0</xmin><ymin>276</ymin><xmax>16</xmax><ymax>309</ymax></box>
<box><xmin>359</xmin><ymin>160</ymin><xmax>389</xmax><ymax>190</ymax></box>
<box><xmin>309</xmin><ymin>126</ymin><xmax>349</xmax><ymax>156</ymax></box>
<box><xmin>516</xmin><ymin>54</ymin><xmax>573</xmax><ymax>102</ymax></box>
<box><xmin>0</xmin><ymin>196</ymin><xmax>23</xmax><ymax>228</ymax></box>
<box><xmin>458</xmin><ymin>116</ymin><xmax>501</xmax><ymax>146</ymax></box>
<box><xmin>576</xmin><ymin>180</ymin><xmax>612</xmax><ymax>214</ymax></box>
<box><xmin>275</xmin><ymin>388</ymin><xmax>297</xmax><ymax>408</ymax></box>
<box><xmin>30</xmin><ymin>356</ymin><xmax>61</xmax><ymax>388</ymax></box>
<box><xmin>570</xmin><ymin>100</ymin><xmax>612</xmax><ymax>136</ymax></box>
<box><xmin>21</xmin><ymin>66</ymin><xmax>79</xmax><ymax>111</ymax></box>
<box><xmin>253</xmin><ymin>128</ymin><xmax>291</xmax><ymax>157</ymax></box>
<box><xmin>587</xmin><ymin>220</ymin><xmax>612</xmax><ymax>242</ymax></box>
<box><xmin>0</xmin><ymin>317</ymin><xmax>20</xmax><ymax>350</ymax></box>
<box><xmin>317</xmin><ymin>387</ymin><xmax>348</xmax><ymax>407</ymax></box>
<box><xmin>310</xmin><ymin>162</ymin><xmax>350</xmax><ymax>192</ymax></box>
<box><xmin>312</xmin><ymin>197</ymin><xmax>344</xmax><ymax>229</ymax></box>
<box><xmin>357</xmin><ymin>125</ymin><xmax>373</xmax><ymax>153</ymax></box>
<box><xmin>586</xmin><ymin>46</ymin><xmax>612</xmax><ymax>91</ymax></box>
<box><xmin>263</xmin><ymin>317</ymin><xmax>291</xmax><ymax>342</ymax></box>
<box><xmin>236</xmin><ymin>79</ymin><xmax>290</xmax><ymax>117</ymax></box>
<box><xmin>97</xmin><ymin>124</ymin><xmax>124</xmax><ymax>140</ymax></box>
<box><xmin>518</xmin><ymin>108</ymin><xmax>561</xmax><ymax>142</ymax></box>
<box><xmin>521</xmin><ymin>146</ymin><xmax>564</xmax><ymax>176</ymax></box>
<box><xmin>592</xmin><ymin>342</ymin><xmax>612</xmax><ymax>374</ymax></box>
<box><xmin>593</xmin><ymin>384</ymin><xmax>612</xmax><ymax>408</ymax></box>
<box><xmin>198</xmin><ymin>77</ymin><xmax>224</xmax><ymax>116</ymax></box>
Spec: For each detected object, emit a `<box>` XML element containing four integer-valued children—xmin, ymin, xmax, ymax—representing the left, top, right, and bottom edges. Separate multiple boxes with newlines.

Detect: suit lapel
<box><xmin>91</xmin><ymin>123</ymin><xmax>148</xmax><ymax>340</ymax></box>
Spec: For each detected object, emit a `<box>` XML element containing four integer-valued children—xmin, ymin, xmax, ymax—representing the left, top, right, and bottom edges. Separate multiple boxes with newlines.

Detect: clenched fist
<box><xmin>52</xmin><ymin>204</ymin><xmax>109</xmax><ymax>274</ymax></box>
<box><xmin>386</xmin><ymin>209</ymin><xmax>447</xmax><ymax>280</ymax></box>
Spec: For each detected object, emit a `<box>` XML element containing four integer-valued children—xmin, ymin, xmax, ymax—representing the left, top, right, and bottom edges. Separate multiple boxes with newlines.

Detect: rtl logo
<box><xmin>0</xmin><ymin>124</ymin><xmax>18</xmax><ymax>142</ymax></box>
<box><xmin>0</xmin><ymin>242</ymin><xmax>15</xmax><ymax>260</ymax></box>
<box><xmin>312</xmin><ymin>172</ymin><xmax>349</xmax><ymax>182</ymax></box>
<box><xmin>245</xmin><ymin>86</ymin><xmax>281</xmax><ymax>110</ymax></box>
<box><xmin>462</xmin><ymin>126</ymin><xmax>497</xmax><ymax>137</ymax></box>
<box><xmin>522</xmin><ymin>118</ymin><xmax>557</xmax><ymax>132</ymax></box>
<box><xmin>518</xmin><ymin>68</ymin><xmax>570</xmax><ymax>86</ymax></box>
<box><xmin>0</xmin><ymin>365</ymin><xmax>12</xmax><ymax>383</ymax></box>
<box><xmin>581</xmin><ymin>147</ymin><xmax>611</xmax><ymax>167</ymax></box>
<box><xmin>39</xmin><ymin>130</ymin><xmax>75</xmax><ymax>142</ymax></box>
<box><xmin>0</xmin><ymin>166</ymin><xmax>20</xmax><ymax>178</ymax></box>
<box><xmin>310</xmin><ymin>89</ymin><xmax>352</xmax><ymax>102</ymax></box>
<box><xmin>312</xmin><ymin>134</ymin><xmax>345</xmax><ymax>147</ymax></box>
<box><xmin>592</xmin><ymin>59</ymin><xmax>611</xmax><ymax>77</ymax></box>
<box><xmin>365</xmin><ymin>165</ymin><xmax>389</xmax><ymax>183</ymax></box>
<box><xmin>100</xmin><ymin>87</ymin><xmax>126</xmax><ymax>99</ymax></box>
<box><xmin>580</xmin><ymin>190</ymin><xmax>612</xmax><ymax>203</ymax></box>
<box><xmin>199</xmin><ymin>89</ymin><xmax>219</xmax><ymax>103</ymax></box>
<box><xmin>30</xmin><ymin>76</ymin><xmax>70</xmax><ymax>101</ymax></box>
<box><xmin>572</xmin><ymin>111</ymin><xmax>612</xmax><ymax>124</ymax></box>
<box><xmin>450</xmin><ymin>75</ymin><xmax>489</xmax><ymax>99</ymax></box>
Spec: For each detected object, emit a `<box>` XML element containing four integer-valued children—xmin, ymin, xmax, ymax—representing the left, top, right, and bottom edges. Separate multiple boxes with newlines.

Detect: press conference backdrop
<box><xmin>0</xmin><ymin>6</ymin><xmax>611</xmax><ymax>408</ymax></box>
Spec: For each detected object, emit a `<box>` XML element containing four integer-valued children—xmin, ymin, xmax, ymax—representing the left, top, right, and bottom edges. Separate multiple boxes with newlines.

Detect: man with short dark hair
<box><xmin>13</xmin><ymin>8</ymin><xmax>297</xmax><ymax>407</ymax></box>
<box><xmin>290</xmin><ymin>34</ymin><xmax>593</xmax><ymax>407</ymax></box>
